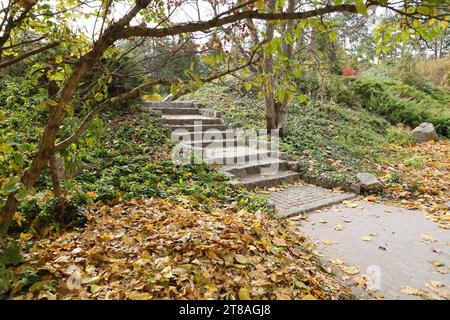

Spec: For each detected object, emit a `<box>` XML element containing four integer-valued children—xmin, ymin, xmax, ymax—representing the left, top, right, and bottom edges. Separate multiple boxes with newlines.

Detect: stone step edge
<box><xmin>229</xmin><ymin>171</ymin><xmax>301</xmax><ymax>190</ymax></box>
<box><xmin>275</xmin><ymin>192</ymin><xmax>358</xmax><ymax>218</ymax></box>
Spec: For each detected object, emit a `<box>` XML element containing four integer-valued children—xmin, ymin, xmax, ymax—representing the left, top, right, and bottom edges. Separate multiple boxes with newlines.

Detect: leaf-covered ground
<box><xmin>372</xmin><ymin>139</ymin><xmax>450</xmax><ymax>228</ymax></box>
<box><xmin>10</xmin><ymin>199</ymin><xmax>352</xmax><ymax>300</ymax></box>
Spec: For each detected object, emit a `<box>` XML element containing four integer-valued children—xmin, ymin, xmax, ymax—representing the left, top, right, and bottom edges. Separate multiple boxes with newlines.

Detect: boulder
<box><xmin>356</xmin><ymin>172</ymin><xmax>383</xmax><ymax>192</ymax></box>
<box><xmin>411</xmin><ymin>123</ymin><xmax>439</xmax><ymax>143</ymax></box>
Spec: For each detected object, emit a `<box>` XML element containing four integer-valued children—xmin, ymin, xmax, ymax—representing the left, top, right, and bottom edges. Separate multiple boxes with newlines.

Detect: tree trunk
<box><xmin>0</xmin><ymin>34</ymin><xmax>111</xmax><ymax>234</ymax></box>
<box><xmin>263</xmin><ymin>0</ymin><xmax>277</xmax><ymax>134</ymax></box>
<box><xmin>49</xmin><ymin>153</ymin><xmax>65</xmax><ymax>218</ymax></box>
<box><xmin>277</xmin><ymin>0</ymin><xmax>295</xmax><ymax>137</ymax></box>
<box><xmin>263</xmin><ymin>0</ymin><xmax>295</xmax><ymax>137</ymax></box>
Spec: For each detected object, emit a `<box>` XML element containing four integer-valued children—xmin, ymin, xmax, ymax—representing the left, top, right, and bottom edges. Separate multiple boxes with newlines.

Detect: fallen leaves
<box><xmin>12</xmin><ymin>198</ymin><xmax>351</xmax><ymax>300</ymax></box>
<box><xmin>365</xmin><ymin>195</ymin><xmax>377</xmax><ymax>202</ymax></box>
<box><xmin>234</xmin><ymin>254</ymin><xmax>249</xmax><ymax>265</ymax></box>
<box><xmin>342</xmin><ymin>200</ymin><xmax>359</xmax><ymax>208</ymax></box>
<box><xmin>374</xmin><ymin>140</ymin><xmax>450</xmax><ymax>228</ymax></box>
<box><xmin>421</xmin><ymin>234</ymin><xmax>437</xmax><ymax>243</ymax></box>
<box><xmin>341</xmin><ymin>266</ymin><xmax>359</xmax><ymax>275</ymax></box>
<box><xmin>400</xmin><ymin>286</ymin><xmax>430</xmax><ymax>298</ymax></box>
<box><xmin>238</xmin><ymin>288</ymin><xmax>251</xmax><ymax>300</ymax></box>
<box><xmin>330</xmin><ymin>258</ymin><xmax>359</xmax><ymax>276</ymax></box>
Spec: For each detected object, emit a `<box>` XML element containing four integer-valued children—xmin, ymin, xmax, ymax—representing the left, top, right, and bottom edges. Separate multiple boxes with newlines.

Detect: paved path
<box><xmin>269</xmin><ymin>183</ymin><xmax>356</xmax><ymax>217</ymax></box>
<box><xmin>293</xmin><ymin>200</ymin><xmax>450</xmax><ymax>300</ymax></box>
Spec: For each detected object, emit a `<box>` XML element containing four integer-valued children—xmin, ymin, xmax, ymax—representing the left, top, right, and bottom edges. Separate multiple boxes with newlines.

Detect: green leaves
<box><xmin>264</xmin><ymin>37</ymin><xmax>283</xmax><ymax>56</ymax></box>
<box><xmin>2</xmin><ymin>179</ymin><xmax>22</xmax><ymax>193</ymax></box>
<box><xmin>94</xmin><ymin>92</ymin><xmax>104</xmax><ymax>102</ymax></box>
<box><xmin>256</xmin><ymin>0</ymin><xmax>265</xmax><ymax>11</ymax></box>
<box><xmin>48</xmin><ymin>71</ymin><xmax>65</xmax><ymax>82</ymax></box>
<box><xmin>328</xmin><ymin>30</ymin><xmax>337</xmax><ymax>42</ymax></box>
<box><xmin>1</xmin><ymin>178</ymin><xmax>27</xmax><ymax>201</ymax></box>
<box><xmin>355</xmin><ymin>0</ymin><xmax>368</xmax><ymax>16</ymax></box>
<box><xmin>0</xmin><ymin>143</ymin><xmax>13</xmax><ymax>155</ymax></box>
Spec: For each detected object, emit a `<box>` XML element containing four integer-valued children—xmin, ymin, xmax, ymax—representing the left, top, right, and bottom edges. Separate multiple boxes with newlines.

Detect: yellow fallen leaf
<box><xmin>436</xmin><ymin>289</ymin><xmax>450</xmax><ymax>299</ymax></box>
<box><xmin>204</xmin><ymin>283</ymin><xmax>218</xmax><ymax>292</ymax></box>
<box><xmin>273</xmin><ymin>237</ymin><xmax>287</xmax><ymax>246</ymax></box>
<box><xmin>361</xmin><ymin>236</ymin><xmax>372</xmax><ymax>241</ymax></box>
<box><xmin>235</xmin><ymin>254</ymin><xmax>249</xmax><ymax>264</ymax></box>
<box><xmin>343</xmin><ymin>200</ymin><xmax>358</xmax><ymax>208</ymax></box>
<box><xmin>421</xmin><ymin>234</ymin><xmax>437</xmax><ymax>243</ymax></box>
<box><xmin>87</xmin><ymin>191</ymin><xmax>96</xmax><ymax>199</ymax></box>
<box><xmin>275</xmin><ymin>293</ymin><xmax>292</xmax><ymax>300</ymax></box>
<box><xmin>400</xmin><ymin>286</ymin><xmax>430</xmax><ymax>298</ymax></box>
<box><xmin>127</xmin><ymin>291</ymin><xmax>151</xmax><ymax>300</ymax></box>
<box><xmin>341</xmin><ymin>266</ymin><xmax>359</xmax><ymax>275</ymax></box>
<box><xmin>100</xmin><ymin>233</ymin><xmax>112</xmax><ymax>240</ymax></box>
<box><xmin>331</xmin><ymin>259</ymin><xmax>345</xmax><ymax>266</ymax></box>
<box><xmin>365</xmin><ymin>195</ymin><xmax>377</xmax><ymax>202</ymax></box>
<box><xmin>322</xmin><ymin>240</ymin><xmax>334</xmax><ymax>245</ymax></box>
<box><xmin>429</xmin><ymin>281</ymin><xmax>444</xmax><ymax>288</ymax></box>
<box><xmin>431</xmin><ymin>261</ymin><xmax>444</xmax><ymax>267</ymax></box>
<box><xmin>354</xmin><ymin>275</ymin><xmax>367</xmax><ymax>288</ymax></box>
<box><xmin>301</xmin><ymin>294</ymin><xmax>316</xmax><ymax>300</ymax></box>
<box><xmin>19</xmin><ymin>232</ymin><xmax>33</xmax><ymax>242</ymax></box>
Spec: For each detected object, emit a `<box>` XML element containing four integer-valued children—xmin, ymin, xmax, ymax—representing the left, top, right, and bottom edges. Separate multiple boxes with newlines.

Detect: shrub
<box><xmin>332</xmin><ymin>76</ymin><xmax>450</xmax><ymax>136</ymax></box>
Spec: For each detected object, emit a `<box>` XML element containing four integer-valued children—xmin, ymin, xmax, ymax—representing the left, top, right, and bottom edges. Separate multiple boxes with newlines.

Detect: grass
<box><xmin>9</xmin><ymin>103</ymin><xmax>271</xmax><ymax>234</ymax></box>
<box><xmin>333</xmin><ymin>75</ymin><xmax>450</xmax><ymax>136</ymax></box>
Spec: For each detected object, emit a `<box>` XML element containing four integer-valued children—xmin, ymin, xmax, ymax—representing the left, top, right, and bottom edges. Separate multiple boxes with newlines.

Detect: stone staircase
<box><xmin>146</xmin><ymin>101</ymin><xmax>301</xmax><ymax>189</ymax></box>
<box><xmin>145</xmin><ymin>100</ymin><xmax>357</xmax><ymax>216</ymax></box>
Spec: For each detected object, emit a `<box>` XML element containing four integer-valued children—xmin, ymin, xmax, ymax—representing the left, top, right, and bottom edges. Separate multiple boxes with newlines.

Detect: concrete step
<box><xmin>145</xmin><ymin>101</ymin><xmax>198</xmax><ymax>108</ymax></box>
<box><xmin>231</xmin><ymin>171</ymin><xmax>301</xmax><ymax>189</ymax></box>
<box><xmin>205</xmin><ymin>149</ymin><xmax>283</xmax><ymax>165</ymax></box>
<box><xmin>158</xmin><ymin>108</ymin><xmax>201</xmax><ymax>115</ymax></box>
<box><xmin>162</xmin><ymin>115</ymin><xmax>223</xmax><ymax>126</ymax></box>
<box><xmin>269</xmin><ymin>184</ymin><xmax>357</xmax><ymax>217</ymax></box>
<box><xmin>179</xmin><ymin>139</ymin><xmax>241</xmax><ymax>148</ymax></box>
<box><xmin>167</xmin><ymin>124</ymin><xmax>229</xmax><ymax>132</ymax></box>
<box><xmin>222</xmin><ymin>158</ymin><xmax>291</xmax><ymax>178</ymax></box>
<box><xmin>171</xmin><ymin>130</ymin><xmax>268</xmax><ymax>143</ymax></box>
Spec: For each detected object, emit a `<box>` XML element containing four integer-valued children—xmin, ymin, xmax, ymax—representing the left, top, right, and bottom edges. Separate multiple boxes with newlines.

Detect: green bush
<box><xmin>9</xmin><ymin>193</ymin><xmax>90</xmax><ymax>234</ymax></box>
<box><xmin>332</xmin><ymin>76</ymin><xmax>449</xmax><ymax>136</ymax></box>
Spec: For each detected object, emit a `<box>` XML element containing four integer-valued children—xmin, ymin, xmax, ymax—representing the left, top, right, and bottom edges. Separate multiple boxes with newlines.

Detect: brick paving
<box><xmin>294</xmin><ymin>200</ymin><xmax>450</xmax><ymax>300</ymax></box>
<box><xmin>269</xmin><ymin>184</ymin><xmax>356</xmax><ymax>217</ymax></box>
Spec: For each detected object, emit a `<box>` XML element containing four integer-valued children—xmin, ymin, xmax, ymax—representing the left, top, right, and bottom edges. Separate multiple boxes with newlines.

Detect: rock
<box><xmin>411</xmin><ymin>123</ymin><xmax>439</xmax><ymax>143</ymax></box>
<box><xmin>356</xmin><ymin>172</ymin><xmax>382</xmax><ymax>192</ymax></box>
<box><xmin>350</xmin><ymin>183</ymin><xmax>361</xmax><ymax>194</ymax></box>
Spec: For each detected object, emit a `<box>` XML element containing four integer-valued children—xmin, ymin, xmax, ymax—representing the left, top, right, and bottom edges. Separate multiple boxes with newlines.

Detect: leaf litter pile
<box><xmin>12</xmin><ymin>198</ymin><xmax>351</xmax><ymax>300</ymax></box>
<box><xmin>374</xmin><ymin>140</ymin><xmax>449</xmax><ymax>228</ymax></box>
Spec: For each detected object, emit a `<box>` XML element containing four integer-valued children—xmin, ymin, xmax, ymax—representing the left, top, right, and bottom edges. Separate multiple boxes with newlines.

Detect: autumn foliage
<box><xmin>341</xmin><ymin>67</ymin><xmax>360</xmax><ymax>77</ymax></box>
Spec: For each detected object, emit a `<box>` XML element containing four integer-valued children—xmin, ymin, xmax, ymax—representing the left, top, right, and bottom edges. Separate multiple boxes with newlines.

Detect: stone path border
<box><xmin>269</xmin><ymin>183</ymin><xmax>356</xmax><ymax>217</ymax></box>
